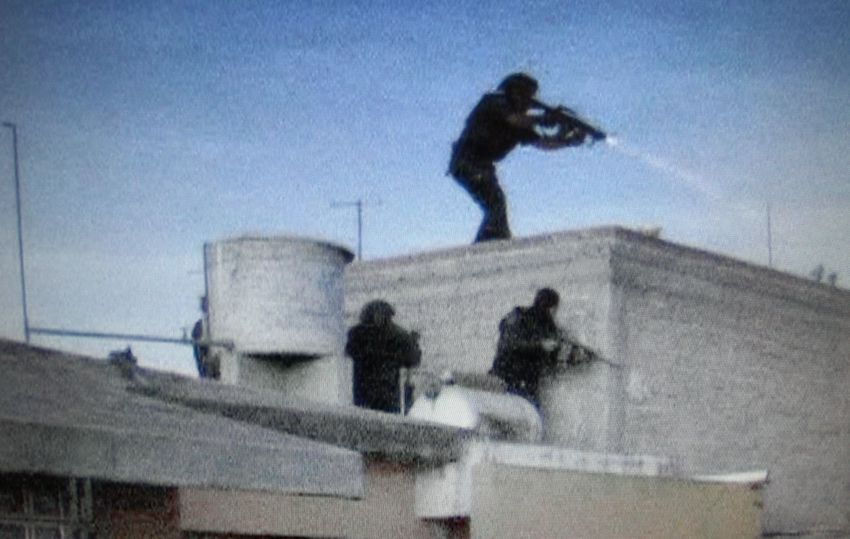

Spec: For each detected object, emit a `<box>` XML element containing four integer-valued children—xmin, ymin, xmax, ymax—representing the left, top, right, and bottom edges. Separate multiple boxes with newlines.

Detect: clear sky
<box><xmin>2</xmin><ymin>0</ymin><xmax>849</xmax><ymax>376</ymax></box>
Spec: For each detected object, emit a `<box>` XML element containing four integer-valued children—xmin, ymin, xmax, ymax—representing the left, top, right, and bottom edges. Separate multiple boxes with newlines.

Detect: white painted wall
<box><xmin>206</xmin><ymin>235</ymin><xmax>354</xmax><ymax>404</ymax></box>
<box><xmin>346</xmin><ymin>227</ymin><xmax>850</xmax><ymax>535</ymax></box>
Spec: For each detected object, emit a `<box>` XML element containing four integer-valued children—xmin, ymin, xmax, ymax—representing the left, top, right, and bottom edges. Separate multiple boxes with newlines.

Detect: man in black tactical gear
<box><xmin>449</xmin><ymin>73</ymin><xmax>585</xmax><ymax>243</ymax></box>
<box><xmin>489</xmin><ymin>288</ymin><xmax>564</xmax><ymax>408</ymax></box>
<box><xmin>345</xmin><ymin>300</ymin><xmax>422</xmax><ymax>413</ymax></box>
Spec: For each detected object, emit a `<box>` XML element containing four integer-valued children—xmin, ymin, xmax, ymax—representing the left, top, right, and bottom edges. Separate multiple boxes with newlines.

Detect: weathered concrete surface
<box><xmin>606</xmin><ymin>231</ymin><xmax>850</xmax><ymax>535</ymax></box>
<box><xmin>132</xmin><ymin>365</ymin><xmax>469</xmax><ymax>464</ymax></box>
<box><xmin>219</xmin><ymin>349</ymin><xmax>354</xmax><ymax>405</ymax></box>
<box><xmin>205</xmin><ymin>235</ymin><xmax>353</xmax><ymax>356</ymax></box>
<box><xmin>471</xmin><ymin>464</ymin><xmax>764</xmax><ymax>539</ymax></box>
<box><xmin>346</xmin><ymin>229</ymin><xmax>615</xmax><ymax>372</ymax></box>
<box><xmin>205</xmin><ymin>235</ymin><xmax>355</xmax><ymax>404</ymax></box>
<box><xmin>415</xmin><ymin>440</ymin><xmax>675</xmax><ymax>519</ymax></box>
<box><xmin>0</xmin><ymin>339</ymin><xmax>363</xmax><ymax>498</ymax></box>
<box><xmin>345</xmin><ymin>226</ymin><xmax>850</xmax><ymax>536</ymax></box>
<box><xmin>180</xmin><ymin>460</ymin><xmax>449</xmax><ymax>539</ymax></box>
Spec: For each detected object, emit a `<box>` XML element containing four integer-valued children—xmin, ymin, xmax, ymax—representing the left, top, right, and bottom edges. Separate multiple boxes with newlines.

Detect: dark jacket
<box><xmin>346</xmin><ymin>322</ymin><xmax>421</xmax><ymax>413</ymax></box>
<box><xmin>490</xmin><ymin>306</ymin><xmax>560</xmax><ymax>406</ymax></box>
<box><xmin>452</xmin><ymin>92</ymin><xmax>541</xmax><ymax>165</ymax></box>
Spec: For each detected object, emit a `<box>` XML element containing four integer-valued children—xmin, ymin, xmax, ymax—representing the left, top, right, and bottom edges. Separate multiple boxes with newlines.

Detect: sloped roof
<box><xmin>0</xmin><ymin>339</ymin><xmax>363</xmax><ymax>498</ymax></box>
<box><xmin>130</xmin><ymin>366</ymin><xmax>469</xmax><ymax>464</ymax></box>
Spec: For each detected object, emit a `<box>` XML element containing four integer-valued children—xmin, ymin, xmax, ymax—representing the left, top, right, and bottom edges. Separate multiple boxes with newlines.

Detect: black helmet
<box><xmin>498</xmin><ymin>72</ymin><xmax>539</xmax><ymax>97</ymax></box>
<box><xmin>533</xmin><ymin>287</ymin><xmax>560</xmax><ymax>310</ymax></box>
<box><xmin>360</xmin><ymin>300</ymin><xmax>395</xmax><ymax>325</ymax></box>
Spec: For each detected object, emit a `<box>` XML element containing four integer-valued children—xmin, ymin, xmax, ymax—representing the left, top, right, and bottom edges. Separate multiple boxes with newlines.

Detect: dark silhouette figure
<box><xmin>345</xmin><ymin>300</ymin><xmax>422</xmax><ymax>413</ymax></box>
<box><xmin>108</xmin><ymin>346</ymin><xmax>138</xmax><ymax>380</ymax></box>
<box><xmin>489</xmin><ymin>288</ymin><xmax>563</xmax><ymax>407</ymax></box>
<box><xmin>449</xmin><ymin>73</ymin><xmax>585</xmax><ymax>243</ymax></box>
<box><xmin>192</xmin><ymin>296</ymin><xmax>219</xmax><ymax>380</ymax></box>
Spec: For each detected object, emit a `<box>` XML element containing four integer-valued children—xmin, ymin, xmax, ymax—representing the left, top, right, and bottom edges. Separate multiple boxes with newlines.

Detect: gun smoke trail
<box><xmin>603</xmin><ymin>136</ymin><xmax>721</xmax><ymax>201</ymax></box>
<box><xmin>601</xmin><ymin>136</ymin><xmax>775</xmax><ymax>266</ymax></box>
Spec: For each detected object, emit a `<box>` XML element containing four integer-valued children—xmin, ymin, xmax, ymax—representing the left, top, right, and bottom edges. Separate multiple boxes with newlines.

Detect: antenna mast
<box><xmin>332</xmin><ymin>198</ymin><xmax>380</xmax><ymax>260</ymax></box>
<box><xmin>767</xmin><ymin>201</ymin><xmax>773</xmax><ymax>268</ymax></box>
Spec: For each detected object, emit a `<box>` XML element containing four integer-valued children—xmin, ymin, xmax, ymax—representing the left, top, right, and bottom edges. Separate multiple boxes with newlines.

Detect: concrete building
<box><xmin>1</xmin><ymin>338</ymin><xmax>472</xmax><ymax>538</ymax></box>
<box><xmin>0</xmin><ymin>339</ymin><xmax>361</xmax><ymax>537</ymax></box>
<box><xmin>346</xmin><ymin>226</ymin><xmax>850</xmax><ymax>537</ymax></box>
<box><xmin>0</xmin><ymin>337</ymin><xmax>766</xmax><ymax>538</ymax></box>
<box><xmin>3</xmin><ymin>227</ymin><xmax>847</xmax><ymax>537</ymax></box>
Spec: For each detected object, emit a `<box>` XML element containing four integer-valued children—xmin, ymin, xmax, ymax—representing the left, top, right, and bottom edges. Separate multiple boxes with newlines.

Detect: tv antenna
<box><xmin>767</xmin><ymin>201</ymin><xmax>773</xmax><ymax>268</ymax></box>
<box><xmin>331</xmin><ymin>198</ymin><xmax>381</xmax><ymax>260</ymax></box>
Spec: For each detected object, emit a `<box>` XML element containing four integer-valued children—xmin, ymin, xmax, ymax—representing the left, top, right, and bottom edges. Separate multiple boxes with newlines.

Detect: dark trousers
<box><xmin>450</xmin><ymin>154</ymin><xmax>511</xmax><ymax>243</ymax></box>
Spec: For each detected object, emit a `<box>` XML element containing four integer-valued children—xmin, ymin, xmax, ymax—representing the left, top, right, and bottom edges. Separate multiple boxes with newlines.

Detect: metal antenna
<box><xmin>3</xmin><ymin>121</ymin><xmax>29</xmax><ymax>343</ymax></box>
<box><xmin>331</xmin><ymin>199</ymin><xmax>381</xmax><ymax>260</ymax></box>
<box><xmin>766</xmin><ymin>201</ymin><xmax>773</xmax><ymax>268</ymax></box>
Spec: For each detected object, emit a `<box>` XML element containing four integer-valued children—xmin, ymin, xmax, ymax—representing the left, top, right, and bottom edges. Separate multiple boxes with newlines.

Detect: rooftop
<box><xmin>0</xmin><ymin>339</ymin><xmax>366</xmax><ymax>497</ymax></box>
<box><xmin>0</xmin><ymin>337</ymin><xmax>470</xmax><ymax>498</ymax></box>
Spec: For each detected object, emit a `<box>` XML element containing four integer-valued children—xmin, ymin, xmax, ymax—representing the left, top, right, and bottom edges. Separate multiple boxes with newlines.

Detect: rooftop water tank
<box><xmin>205</xmin><ymin>236</ymin><xmax>354</xmax><ymax>356</ymax></box>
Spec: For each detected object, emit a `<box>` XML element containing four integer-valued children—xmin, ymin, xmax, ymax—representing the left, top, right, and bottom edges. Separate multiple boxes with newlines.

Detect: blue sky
<box><xmin>2</xmin><ymin>0</ymin><xmax>849</xmax><ymax>375</ymax></box>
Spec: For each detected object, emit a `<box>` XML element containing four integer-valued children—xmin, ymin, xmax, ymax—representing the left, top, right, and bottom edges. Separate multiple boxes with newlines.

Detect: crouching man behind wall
<box><xmin>345</xmin><ymin>300</ymin><xmax>422</xmax><ymax>414</ymax></box>
<box><xmin>490</xmin><ymin>288</ymin><xmax>594</xmax><ymax>409</ymax></box>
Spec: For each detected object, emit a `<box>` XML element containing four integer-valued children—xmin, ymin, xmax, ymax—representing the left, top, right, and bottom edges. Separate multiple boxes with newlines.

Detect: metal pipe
<box><xmin>29</xmin><ymin>326</ymin><xmax>234</xmax><ymax>350</ymax></box>
<box><xmin>2</xmin><ymin>121</ymin><xmax>30</xmax><ymax>343</ymax></box>
<box><xmin>331</xmin><ymin>198</ymin><xmax>368</xmax><ymax>260</ymax></box>
<box><xmin>356</xmin><ymin>199</ymin><xmax>362</xmax><ymax>261</ymax></box>
<box><xmin>202</xmin><ymin>242</ymin><xmax>210</xmax><ymax>301</ymax></box>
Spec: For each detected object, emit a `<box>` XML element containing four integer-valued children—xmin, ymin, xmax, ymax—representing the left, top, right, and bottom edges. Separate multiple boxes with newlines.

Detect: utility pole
<box><xmin>332</xmin><ymin>199</ymin><xmax>380</xmax><ymax>260</ymax></box>
<box><xmin>3</xmin><ymin>121</ymin><xmax>30</xmax><ymax>343</ymax></box>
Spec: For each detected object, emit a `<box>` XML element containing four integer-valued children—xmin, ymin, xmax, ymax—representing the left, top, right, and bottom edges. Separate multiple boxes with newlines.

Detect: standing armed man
<box><xmin>449</xmin><ymin>73</ymin><xmax>585</xmax><ymax>243</ymax></box>
<box><xmin>345</xmin><ymin>300</ymin><xmax>422</xmax><ymax>414</ymax></box>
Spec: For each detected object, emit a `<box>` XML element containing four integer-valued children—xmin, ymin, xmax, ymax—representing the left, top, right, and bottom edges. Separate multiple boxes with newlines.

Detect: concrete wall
<box><xmin>345</xmin><ymin>227</ymin><xmax>850</xmax><ymax>536</ymax></box>
<box><xmin>346</xmin><ymin>231</ymin><xmax>615</xmax><ymax>374</ymax></box>
<box><xmin>179</xmin><ymin>460</ymin><xmax>460</xmax><ymax>539</ymax></box>
<box><xmin>471</xmin><ymin>464</ymin><xmax>763</xmax><ymax>539</ymax></box>
<box><xmin>415</xmin><ymin>440</ymin><xmax>674</xmax><ymax>519</ymax></box>
<box><xmin>220</xmin><ymin>349</ymin><xmax>353</xmax><ymax>405</ymax></box>
<box><xmin>606</xmin><ymin>233</ymin><xmax>850</xmax><ymax>534</ymax></box>
<box><xmin>345</xmin><ymin>231</ymin><xmax>618</xmax><ymax>448</ymax></box>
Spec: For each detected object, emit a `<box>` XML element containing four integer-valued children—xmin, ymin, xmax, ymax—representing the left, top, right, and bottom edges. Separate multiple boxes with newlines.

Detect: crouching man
<box><xmin>489</xmin><ymin>288</ymin><xmax>594</xmax><ymax>408</ymax></box>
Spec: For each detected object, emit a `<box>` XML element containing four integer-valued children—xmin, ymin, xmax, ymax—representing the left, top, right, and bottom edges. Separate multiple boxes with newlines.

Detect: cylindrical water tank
<box><xmin>205</xmin><ymin>236</ymin><xmax>354</xmax><ymax>356</ymax></box>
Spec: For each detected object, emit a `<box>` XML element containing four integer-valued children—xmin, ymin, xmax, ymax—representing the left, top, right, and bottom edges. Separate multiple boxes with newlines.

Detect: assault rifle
<box><xmin>530</xmin><ymin>99</ymin><xmax>607</xmax><ymax>144</ymax></box>
<box><xmin>553</xmin><ymin>331</ymin><xmax>624</xmax><ymax>369</ymax></box>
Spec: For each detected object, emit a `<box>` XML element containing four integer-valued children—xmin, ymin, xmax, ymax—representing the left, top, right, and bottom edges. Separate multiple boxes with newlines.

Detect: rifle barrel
<box><xmin>531</xmin><ymin>99</ymin><xmax>606</xmax><ymax>141</ymax></box>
